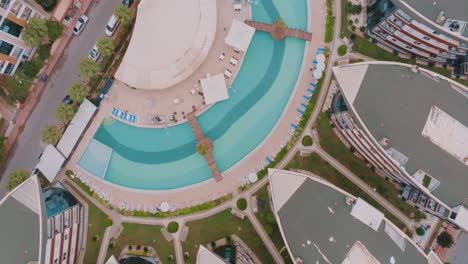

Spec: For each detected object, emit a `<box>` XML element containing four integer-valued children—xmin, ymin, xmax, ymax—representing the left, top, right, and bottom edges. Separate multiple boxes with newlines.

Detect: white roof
<box><xmin>105</xmin><ymin>255</ymin><xmax>118</xmax><ymax>264</ymax></box>
<box><xmin>115</xmin><ymin>0</ymin><xmax>217</xmax><ymax>90</ymax></box>
<box><xmin>454</xmin><ymin>205</ymin><xmax>468</xmax><ymax>231</ymax></box>
<box><xmin>56</xmin><ymin>99</ymin><xmax>97</xmax><ymax>158</ymax></box>
<box><xmin>341</xmin><ymin>241</ymin><xmax>380</xmax><ymax>264</ymax></box>
<box><xmin>225</xmin><ymin>19</ymin><xmax>255</xmax><ymax>51</ymax></box>
<box><xmin>268</xmin><ymin>169</ymin><xmax>307</xmax><ymax>211</ymax></box>
<box><xmin>200</xmin><ymin>74</ymin><xmax>229</xmax><ymax>104</ymax></box>
<box><xmin>350</xmin><ymin>198</ymin><xmax>384</xmax><ymax>232</ymax></box>
<box><xmin>196</xmin><ymin>245</ymin><xmax>226</xmax><ymax>264</ymax></box>
<box><xmin>36</xmin><ymin>145</ymin><xmax>66</xmax><ymax>182</ymax></box>
<box><xmin>332</xmin><ymin>64</ymin><xmax>369</xmax><ymax>104</ymax></box>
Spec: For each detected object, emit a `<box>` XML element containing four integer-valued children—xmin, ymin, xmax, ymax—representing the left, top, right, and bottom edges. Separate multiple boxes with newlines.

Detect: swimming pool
<box><xmin>78</xmin><ymin>0</ymin><xmax>308</xmax><ymax>190</ymax></box>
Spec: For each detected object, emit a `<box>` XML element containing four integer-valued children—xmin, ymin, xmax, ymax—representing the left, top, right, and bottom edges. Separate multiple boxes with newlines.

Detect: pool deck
<box><xmin>62</xmin><ymin>0</ymin><xmax>327</xmax><ymax>209</ymax></box>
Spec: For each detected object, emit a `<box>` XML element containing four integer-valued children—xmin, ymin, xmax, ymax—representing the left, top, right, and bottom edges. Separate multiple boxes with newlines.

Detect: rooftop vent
<box><xmin>410</xmin><ymin>65</ymin><xmax>419</xmax><ymax>73</ymax></box>
<box><xmin>379</xmin><ymin>137</ymin><xmax>390</xmax><ymax>147</ymax></box>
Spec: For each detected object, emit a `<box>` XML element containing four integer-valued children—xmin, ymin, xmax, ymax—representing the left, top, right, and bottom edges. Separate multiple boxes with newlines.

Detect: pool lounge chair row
<box><xmin>112</xmin><ymin>107</ymin><xmax>137</xmax><ymax>123</ymax></box>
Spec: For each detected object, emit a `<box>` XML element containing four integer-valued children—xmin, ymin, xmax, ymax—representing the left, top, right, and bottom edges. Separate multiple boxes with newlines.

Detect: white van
<box><xmin>105</xmin><ymin>14</ymin><xmax>119</xmax><ymax>37</ymax></box>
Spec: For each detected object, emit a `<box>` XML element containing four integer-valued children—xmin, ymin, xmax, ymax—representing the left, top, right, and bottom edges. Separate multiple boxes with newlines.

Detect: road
<box><xmin>0</xmin><ymin>0</ymin><xmax>121</xmax><ymax>193</ymax></box>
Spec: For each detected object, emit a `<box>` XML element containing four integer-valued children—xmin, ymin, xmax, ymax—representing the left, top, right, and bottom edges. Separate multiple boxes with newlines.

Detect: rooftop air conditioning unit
<box><xmin>410</xmin><ymin>65</ymin><xmax>419</xmax><ymax>73</ymax></box>
<box><xmin>379</xmin><ymin>137</ymin><xmax>390</xmax><ymax>147</ymax></box>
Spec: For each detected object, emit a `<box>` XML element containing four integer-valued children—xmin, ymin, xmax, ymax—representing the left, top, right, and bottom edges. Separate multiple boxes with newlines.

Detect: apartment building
<box><xmin>0</xmin><ymin>0</ymin><xmax>49</xmax><ymax>75</ymax></box>
<box><xmin>367</xmin><ymin>0</ymin><xmax>468</xmax><ymax>76</ymax></box>
<box><xmin>330</xmin><ymin>62</ymin><xmax>468</xmax><ymax>230</ymax></box>
<box><xmin>0</xmin><ymin>175</ymin><xmax>85</xmax><ymax>264</ymax></box>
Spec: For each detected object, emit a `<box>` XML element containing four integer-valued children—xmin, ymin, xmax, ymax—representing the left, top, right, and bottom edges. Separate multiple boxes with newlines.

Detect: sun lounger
<box><xmin>112</xmin><ymin>107</ymin><xmax>119</xmax><ymax>116</ymax></box>
<box><xmin>307</xmin><ymin>88</ymin><xmax>314</xmax><ymax>93</ymax></box>
<box><xmin>297</xmin><ymin>109</ymin><xmax>304</xmax><ymax>115</ymax></box>
<box><xmin>266</xmin><ymin>156</ymin><xmax>273</xmax><ymax>163</ymax></box>
<box><xmin>303</xmin><ymin>95</ymin><xmax>311</xmax><ymax>100</ymax></box>
<box><xmin>120</xmin><ymin>111</ymin><xmax>127</xmax><ymax>120</ymax></box>
<box><xmin>219</xmin><ymin>53</ymin><xmax>225</xmax><ymax>60</ymax></box>
<box><xmin>224</xmin><ymin>69</ymin><xmax>232</xmax><ymax>78</ymax></box>
<box><xmin>290</xmin><ymin>123</ymin><xmax>298</xmax><ymax>129</ymax></box>
<box><xmin>230</xmin><ymin>57</ymin><xmax>238</xmax><ymax>66</ymax></box>
<box><xmin>301</xmin><ymin>102</ymin><xmax>308</xmax><ymax>108</ymax></box>
<box><xmin>318</xmin><ymin>47</ymin><xmax>326</xmax><ymax>52</ymax></box>
<box><xmin>310</xmin><ymin>82</ymin><xmax>317</xmax><ymax>87</ymax></box>
<box><xmin>313</xmin><ymin>59</ymin><xmax>318</xmax><ymax>64</ymax></box>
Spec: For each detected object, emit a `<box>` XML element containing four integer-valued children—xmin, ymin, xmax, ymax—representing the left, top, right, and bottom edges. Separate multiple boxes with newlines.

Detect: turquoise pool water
<box><xmin>78</xmin><ymin>0</ymin><xmax>308</xmax><ymax>190</ymax></box>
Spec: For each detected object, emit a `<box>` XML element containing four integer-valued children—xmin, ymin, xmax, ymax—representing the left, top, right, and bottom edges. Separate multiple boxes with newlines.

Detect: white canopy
<box><xmin>316</xmin><ymin>61</ymin><xmax>326</xmax><ymax>71</ymax></box>
<box><xmin>248</xmin><ymin>172</ymin><xmax>258</xmax><ymax>183</ymax></box>
<box><xmin>56</xmin><ymin>99</ymin><xmax>97</xmax><ymax>158</ymax></box>
<box><xmin>160</xmin><ymin>202</ymin><xmax>170</xmax><ymax>212</ymax></box>
<box><xmin>225</xmin><ymin>19</ymin><xmax>255</xmax><ymax>51</ymax></box>
<box><xmin>36</xmin><ymin>145</ymin><xmax>66</xmax><ymax>182</ymax></box>
<box><xmin>313</xmin><ymin>70</ymin><xmax>323</xmax><ymax>79</ymax></box>
<box><xmin>200</xmin><ymin>74</ymin><xmax>229</xmax><ymax>104</ymax></box>
<box><xmin>105</xmin><ymin>256</ymin><xmax>118</xmax><ymax>264</ymax></box>
<box><xmin>316</xmin><ymin>53</ymin><xmax>325</xmax><ymax>62</ymax></box>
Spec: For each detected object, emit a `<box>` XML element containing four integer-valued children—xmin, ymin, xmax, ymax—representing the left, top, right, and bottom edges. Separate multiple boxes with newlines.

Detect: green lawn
<box><xmin>106</xmin><ymin>223</ymin><xmax>175</xmax><ymax>263</ymax></box>
<box><xmin>72</xmin><ymin>191</ymin><xmax>112</xmax><ymax>264</ymax></box>
<box><xmin>182</xmin><ymin>209</ymin><xmax>275</xmax><ymax>264</ymax></box>
<box><xmin>285</xmin><ymin>152</ymin><xmax>407</xmax><ymax>229</ymax></box>
<box><xmin>325</xmin><ymin>0</ymin><xmax>334</xmax><ymax>42</ymax></box>
<box><xmin>315</xmin><ymin>113</ymin><xmax>421</xmax><ymax>220</ymax></box>
<box><xmin>254</xmin><ymin>186</ymin><xmax>293</xmax><ymax>264</ymax></box>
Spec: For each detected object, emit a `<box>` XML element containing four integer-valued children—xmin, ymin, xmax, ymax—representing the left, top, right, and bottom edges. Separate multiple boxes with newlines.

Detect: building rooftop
<box><xmin>0</xmin><ymin>176</ymin><xmax>46</xmax><ymax>264</ymax></box>
<box><xmin>269</xmin><ymin>169</ymin><xmax>436</xmax><ymax>264</ymax></box>
<box><xmin>333</xmin><ymin>62</ymin><xmax>468</xmax><ymax>208</ymax></box>
<box><xmin>115</xmin><ymin>0</ymin><xmax>217</xmax><ymax>90</ymax></box>
<box><xmin>43</xmin><ymin>185</ymin><xmax>79</xmax><ymax>217</ymax></box>
<box><xmin>392</xmin><ymin>0</ymin><xmax>468</xmax><ymax>38</ymax></box>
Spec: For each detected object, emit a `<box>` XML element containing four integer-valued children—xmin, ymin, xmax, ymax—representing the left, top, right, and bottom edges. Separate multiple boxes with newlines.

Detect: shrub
<box><xmin>236</xmin><ymin>198</ymin><xmax>247</xmax><ymax>210</ymax></box>
<box><xmin>301</xmin><ymin>135</ymin><xmax>313</xmax><ymax>146</ymax></box>
<box><xmin>23</xmin><ymin>57</ymin><xmax>43</xmax><ymax>78</ymax></box>
<box><xmin>348</xmin><ymin>19</ymin><xmax>353</xmax><ymax>26</ymax></box>
<box><xmin>416</xmin><ymin>227</ymin><xmax>425</xmax><ymax>236</ymax></box>
<box><xmin>351</xmin><ymin>25</ymin><xmax>356</xmax><ymax>31</ymax></box>
<box><xmin>437</xmin><ymin>231</ymin><xmax>454</xmax><ymax>248</ymax></box>
<box><xmin>337</xmin><ymin>45</ymin><xmax>348</xmax><ymax>56</ymax></box>
<box><xmin>37</xmin><ymin>44</ymin><xmax>51</xmax><ymax>61</ymax></box>
<box><xmin>93</xmin><ymin>234</ymin><xmax>99</xmax><ymax>241</ymax></box>
<box><xmin>184</xmin><ymin>252</ymin><xmax>190</xmax><ymax>259</ymax></box>
<box><xmin>128</xmin><ymin>245</ymin><xmax>132</xmax><ymax>250</ymax></box>
<box><xmin>65</xmin><ymin>169</ymin><xmax>74</xmax><ymax>177</ymax></box>
<box><xmin>359</xmin><ymin>26</ymin><xmax>366</xmax><ymax>33</ymax></box>
<box><xmin>143</xmin><ymin>246</ymin><xmax>148</xmax><ymax>253</ymax></box>
<box><xmin>35</xmin><ymin>0</ymin><xmax>57</xmax><ymax>11</ymax></box>
<box><xmin>167</xmin><ymin>222</ymin><xmax>179</xmax><ymax>233</ymax></box>
<box><xmin>266</xmin><ymin>212</ymin><xmax>277</xmax><ymax>224</ymax></box>
<box><xmin>211</xmin><ymin>241</ymin><xmax>216</xmax><ymax>248</ymax></box>
<box><xmin>136</xmin><ymin>245</ymin><xmax>141</xmax><ymax>250</ymax></box>
<box><xmin>7</xmin><ymin>169</ymin><xmax>29</xmax><ymax>191</ymax></box>
<box><xmin>46</xmin><ymin>19</ymin><xmax>64</xmax><ymax>42</ymax></box>
<box><xmin>264</xmin><ymin>224</ymin><xmax>274</xmax><ymax>235</ymax></box>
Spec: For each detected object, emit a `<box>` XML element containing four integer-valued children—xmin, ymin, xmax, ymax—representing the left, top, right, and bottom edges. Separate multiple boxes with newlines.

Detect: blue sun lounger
<box><xmin>266</xmin><ymin>156</ymin><xmax>273</xmax><ymax>163</ymax></box>
<box><xmin>128</xmin><ymin>114</ymin><xmax>136</xmax><ymax>123</ymax></box>
<box><xmin>312</xmin><ymin>59</ymin><xmax>318</xmax><ymax>64</ymax></box>
<box><xmin>297</xmin><ymin>108</ymin><xmax>304</xmax><ymax>115</ymax></box>
<box><xmin>307</xmin><ymin>88</ymin><xmax>315</xmax><ymax>94</ymax></box>
<box><xmin>290</xmin><ymin>123</ymin><xmax>298</xmax><ymax>129</ymax></box>
<box><xmin>303</xmin><ymin>95</ymin><xmax>311</xmax><ymax>100</ymax></box>
<box><xmin>112</xmin><ymin>107</ymin><xmax>119</xmax><ymax>116</ymax></box>
<box><xmin>310</xmin><ymin>82</ymin><xmax>317</xmax><ymax>87</ymax></box>
<box><xmin>301</xmin><ymin>102</ymin><xmax>308</xmax><ymax>108</ymax></box>
<box><xmin>318</xmin><ymin>47</ymin><xmax>326</xmax><ymax>52</ymax></box>
<box><xmin>120</xmin><ymin>111</ymin><xmax>127</xmax><ymax>120</ymax></box>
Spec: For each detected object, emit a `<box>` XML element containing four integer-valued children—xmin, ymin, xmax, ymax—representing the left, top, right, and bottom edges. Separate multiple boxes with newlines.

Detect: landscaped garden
<box><xmin>254</xmin><ymin>185</ymin><xmax>293</xmax><ymax>264</ymax></box>
<box><xmin>315</xmin><ymin>113</ymin><xmax>422</xmax><ymax>220</ymax></box>
<box><xmin>182</xmin><ymin>209</ymin><xmax>275</xmax><ymax>264</ymax></box>
<box><xmin>106</xmin><ymin>223</ymin><xmax>176</xmax><ymax>263</ymax></box>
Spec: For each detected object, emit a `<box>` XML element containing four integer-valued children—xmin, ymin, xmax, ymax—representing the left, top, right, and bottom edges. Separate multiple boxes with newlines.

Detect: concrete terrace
<box><xmin>63</xmin><ymin>0</ymin><xmax>327</xmax><ymax>209</ymax></box>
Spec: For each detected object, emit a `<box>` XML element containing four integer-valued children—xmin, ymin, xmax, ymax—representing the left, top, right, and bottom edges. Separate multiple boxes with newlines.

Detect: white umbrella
<box><xmin>248</xmin><ymin>172</ymin><xmax>258</xmax><ymax>183</ymax></box>
<box><xmin>160</xmin><ymin>202</ymin><xmax>170</xmax><ymax>212</ymax></box>
<box><xmin>313</xmin><ymin>70</ymin><xmax>323</xmax><ymax>79</ymax></box>
<box><xmin>316</xmin><ymin>53</ymin><xmax>325</xmax><ymax>62</ymax></box>
<box><xmin>315</xmin><ymin>62</ymin><xmax>326</xmax><ymax>71</ymax></box>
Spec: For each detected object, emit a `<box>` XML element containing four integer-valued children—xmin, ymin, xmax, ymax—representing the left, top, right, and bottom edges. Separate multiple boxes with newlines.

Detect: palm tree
<box><xmin>41</xmin><ymin>124</ymin><xmax>62</xmax><ymax>144</ymax></box>
<box><xmin>114</xmin><ymin>4</ymin><xmax>132</xmax><ymax>25</ymax></box>
<box><xmin>55</xmin><ymin>103</ymin><xmax>76</xmax><ymax>123</ymax></box>
<box><xmin>96</xmin><ymin>36</ymin><xmax>115</xmax><ymax>58</ymax></box>
<box><xmin>79</xmin><ymin>57</ymin><xmax>100</xmax><ymax>79</ymax></box>
<box><xmin>7</xmin><ymin>169</ymin><xmax>29</xmax><ymax>191</ymax></box>
<box><xmin>22</xmin><ymin>17</ymin><xmax>48</xmax><ymax>47</ymax></box>
<box><xmin>68</xmin><ymin>82</ymin><xmax>89</xmax><ymax>103</ymax></box>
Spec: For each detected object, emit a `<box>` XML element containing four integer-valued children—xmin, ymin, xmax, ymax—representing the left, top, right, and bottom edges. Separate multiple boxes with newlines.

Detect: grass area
<box><xmin>315</xmin><ymin>113</ymin><xmax>421</xmax><ymax>220</ymax></box>
<box><xmin>325</xmin><ymin>0</ymin><xmax>334</xmax><ymax>42</ymax></box>
<box><xmin>340</xmin><ymin>0</ymin><xmax>352</xmax><ymax>38</ymax></box>
<box><xmin>106</xmin><ymin>223</ymin><xmax>175</xmax><ymax>262</ymax></box>
<box><xmin>182</xmin><ymin>209</ymin><xmax>275</xmax><ymax>264</ymax></box>
<box><xmin>71</xmin><ymin>190</ymin><xmax>112</xmax><ymax>264</ymax></box>
<box><xmin>254</xmin><ymin>185</ymin><xmax>293</xmax><ymax>264</ymax></box>
<box><xmin>285</xmin><ymin>152</ymin><xmax>407</xmax><ymax>229</ymax></box>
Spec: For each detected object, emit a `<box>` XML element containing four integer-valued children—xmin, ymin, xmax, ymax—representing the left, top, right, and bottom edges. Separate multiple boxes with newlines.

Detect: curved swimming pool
<box><xmin>78</xmin><ymin>0</ymin><xmax>308</xmax><ymax>190</ymax></box>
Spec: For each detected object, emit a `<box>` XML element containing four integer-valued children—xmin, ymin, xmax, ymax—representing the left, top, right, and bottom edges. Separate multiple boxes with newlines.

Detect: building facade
<box><xmin>367</xmin><ymin>0</ymin><xmax>468</xmax><ymax>76</ymax></box>
<box><xmin>0</xmin><ymin>0</ymin><xmax>49</xmax><ymax>75</ymax></box>
<box><xmin>330</xmin><ymin>62</ymin><xmax>468</xmax><ymax>230</ymax></box>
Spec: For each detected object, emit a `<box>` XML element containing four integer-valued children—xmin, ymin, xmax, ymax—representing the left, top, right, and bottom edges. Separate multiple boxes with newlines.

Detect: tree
<box><xmin>114</xmin><ymin>4</ymin><xmax>132</xmax><ymax>25</ymax></box>
<box><xmin>196</xmin><ymin>142</ymin><xmax>209</xmax><ymax>156</ymax></box>
<box><xmin>96</xmin><ymin>36</ymin><xmax>115</xmax><ymax>58</ymax></box>
<box><xmin>79</xmin><ymin>57</ymin><xmax>100</xmax><ymax>79</ymax></box>
<box><xmin>41</xmin><ymin>125</ymin><xmax>62</xmax><ymax>144</ymax></box>
<box><xmin>55</xmin><ymin>103</ymin><xmax>76</xmax><ymax>123</ymax></box>
<box><xmin>46</xmin><ymin>19</ymin><xmax>64</xmax><ymax>42</ymax></box>
<box><xmin>437</xmin><ymin>231</ymin><xmax>454</xmax><ymax>248</ymax></box>
<box><xmin>35</xmin><ymin>0</ymin><xmax>57</xmax><ymax>12</ymax></box>
<box><xmin>7</xmin><ymin>169</ymin><xmax>29</xmax><ymax>191</ymax></box>
<box><xmin>68</xmin><ymin>82</ymin><xmax>89</xmax><ymax>103</ymax></box>
<box><xmin>22</xmin><ymin>17</ymin><xmax>48</xmax><ymax>47</ymax></box>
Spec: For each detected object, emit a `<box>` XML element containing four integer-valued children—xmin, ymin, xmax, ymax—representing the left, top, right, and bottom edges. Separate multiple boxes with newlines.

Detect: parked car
<box><xmin>62</xmin><ymin>95</ymin><xmax>73</xmax><ymax>105</ymax></box>
<box><xmin>105</xmin><ymin>14</ymin><xmax>119</xmax><ymax>37</ymax></box>
<box><xmin>73</xmin><ymin>15</ymin><xmax>89</xmax><ymax>35</ymax></box>
<box><xmin>122</xmin><ymin>0</ymin><xmax>134</xmax><ymax>7</ymax></box>
<box><xmin>88</xmin><ymin>44</ymin><xmax>101</xmax><ymax>61</ymax></box>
